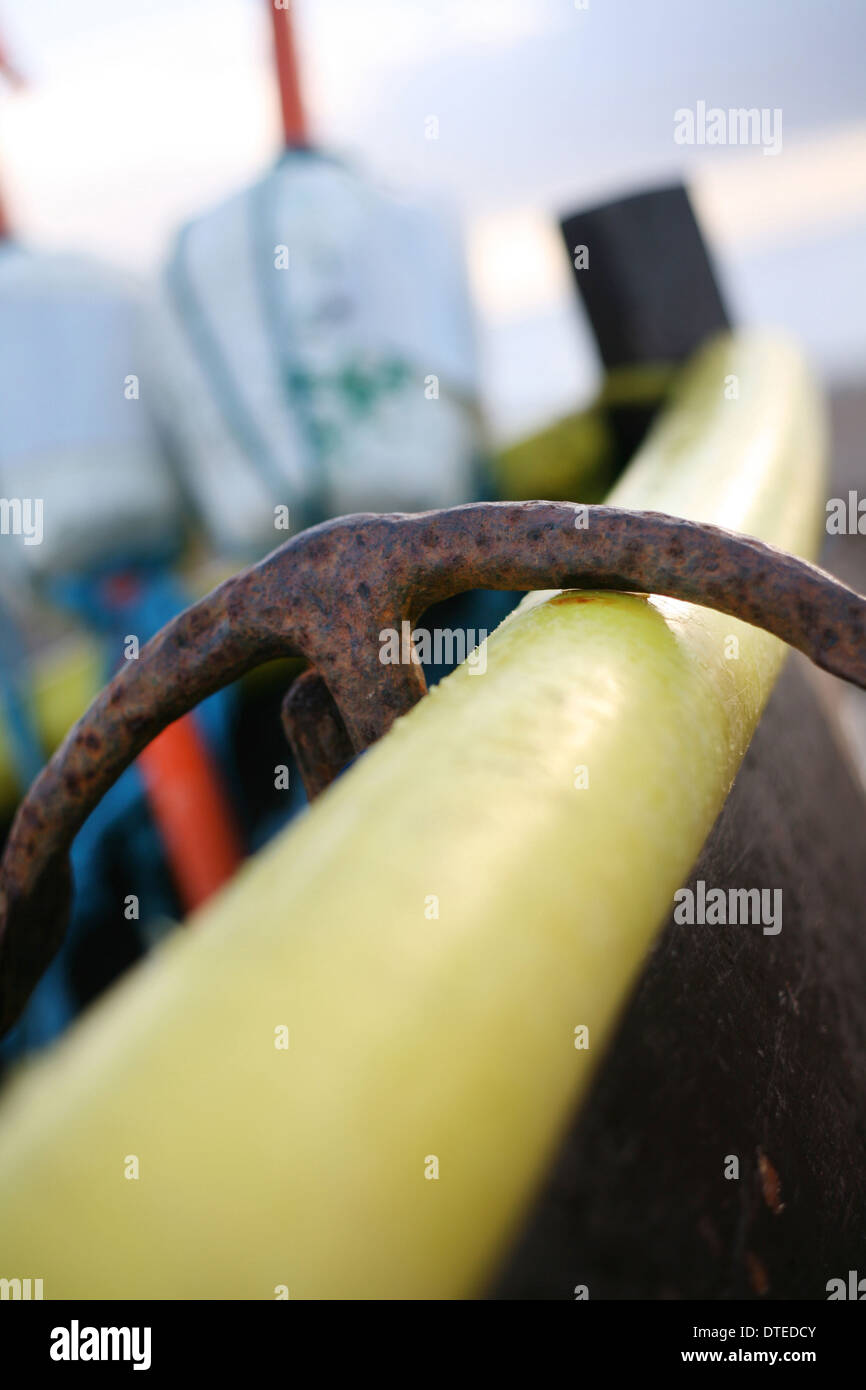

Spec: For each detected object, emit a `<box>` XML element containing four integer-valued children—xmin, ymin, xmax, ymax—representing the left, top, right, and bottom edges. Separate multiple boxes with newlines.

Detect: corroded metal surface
<box><xmin>281</xmin><ymin>669</ymin><xmax>355</xmax><ymax>801</ymax></box>
<box><xmin>2</xmin><ymin>500</ymin><xmax>865</xmax><ymax>1035</ymax></box>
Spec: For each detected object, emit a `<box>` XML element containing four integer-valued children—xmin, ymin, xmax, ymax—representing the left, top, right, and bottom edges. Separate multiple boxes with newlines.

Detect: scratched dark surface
<box><xmin>489</xmin><ymin>653</ymin><xmax>866</xmax><ymax>1300</ymax></box>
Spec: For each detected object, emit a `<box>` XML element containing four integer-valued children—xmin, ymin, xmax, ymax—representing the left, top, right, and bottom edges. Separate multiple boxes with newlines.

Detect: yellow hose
<box><xmin>0</xmin><ymin>331</ymin><xmax>826</xmax><ymax>1299</ymax></box>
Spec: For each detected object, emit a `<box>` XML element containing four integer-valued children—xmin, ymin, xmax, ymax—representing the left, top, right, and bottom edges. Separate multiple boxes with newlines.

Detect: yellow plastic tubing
<box><xmin>0</xmin><ymin>332</ymin><xmax>825</xmax><ymax>1299</ymax></box>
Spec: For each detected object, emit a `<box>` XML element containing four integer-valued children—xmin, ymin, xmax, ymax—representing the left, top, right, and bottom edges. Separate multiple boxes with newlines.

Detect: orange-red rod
<box><xmin>138</xmin><ymin>718</ymin><xmax>243</xmax><ymax>915</ymax></box>
<box><xmin>269</xmin><ymin>1</ymin><xmax>308</xmax><ymax>147</ymax></box>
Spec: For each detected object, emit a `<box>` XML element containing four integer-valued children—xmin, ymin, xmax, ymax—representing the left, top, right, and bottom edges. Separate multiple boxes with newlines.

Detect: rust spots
<box><xmin>697</xmin><ymin>1213</ymin><xmax>721</xmax><ymax>1258</ymax></box>
<box><xmin>549</xmin><ymin>592</ymin><xmax>597</xmax><ymax>606</ymax></box>
<box><xmin>1</xmin><ymin>498</ymin><xmax>866</xmax><ymax>1037</ymax></box>
<box><xmin>745</xmin><ymin>1251</ymin><xmax>770</xmax><ymax>1296</ymax></box>
<box><xmin>757</xmin><ymin>1149</ymin><xmax>785</xmax><ymax>1215</ymax></box>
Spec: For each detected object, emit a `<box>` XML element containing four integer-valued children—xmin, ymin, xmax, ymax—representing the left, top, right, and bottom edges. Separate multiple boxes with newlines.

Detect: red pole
<box><xmin>138</xmin><ymin>718</ymin><xmax>244</xmax><ymax>915</ymax></box>
<box><xmin>269</xmin><ymin>1</ymin><xmax>308</xmax><ymax>147</ymax></box>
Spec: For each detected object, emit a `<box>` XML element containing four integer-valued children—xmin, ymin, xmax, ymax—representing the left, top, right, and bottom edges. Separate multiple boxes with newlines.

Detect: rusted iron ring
<box><xmin>1</xmin><ymin>500</ymin><xmax>864</xmax><ymax>1036</ymax></box>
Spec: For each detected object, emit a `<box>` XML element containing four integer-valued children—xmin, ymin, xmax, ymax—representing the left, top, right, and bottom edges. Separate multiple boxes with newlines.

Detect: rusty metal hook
<box><xmin>1</xmin><ymin>500</ymin><xmax>865</xmax><ymax>1037</ymax></box>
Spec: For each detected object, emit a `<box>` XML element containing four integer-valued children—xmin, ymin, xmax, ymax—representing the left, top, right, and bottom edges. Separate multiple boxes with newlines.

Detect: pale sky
<box><xmin>1</xmin><ymin>0</ymin><xmax>865</xmax><ymax>438</ymax></box>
